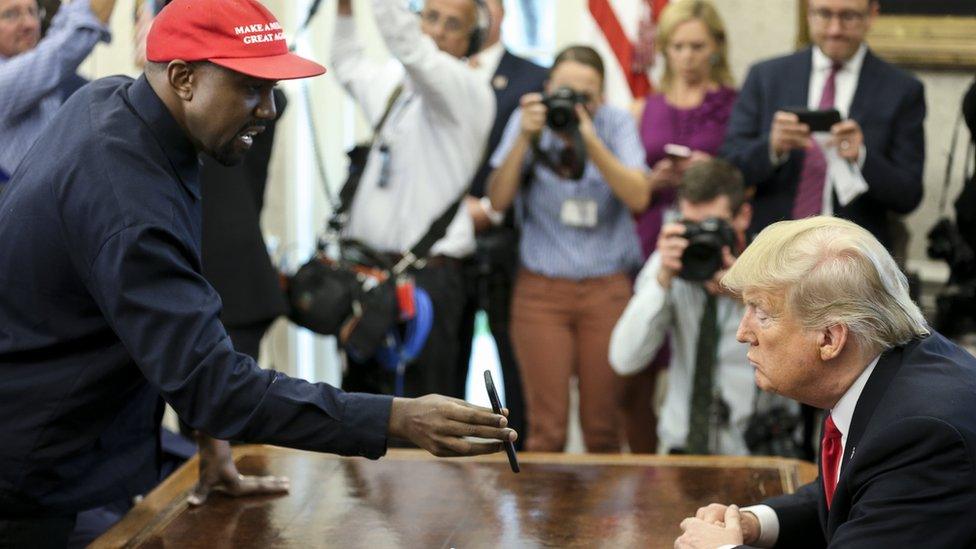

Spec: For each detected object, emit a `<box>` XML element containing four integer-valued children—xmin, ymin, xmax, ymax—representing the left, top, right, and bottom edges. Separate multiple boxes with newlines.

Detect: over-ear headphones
<box><xmin>466</xmin><ymin>0</ymin><xmax>491</xmax><ymax>58</ymax></box>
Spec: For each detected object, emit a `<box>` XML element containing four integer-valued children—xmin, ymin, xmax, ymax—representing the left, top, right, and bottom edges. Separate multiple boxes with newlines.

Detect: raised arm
<box><xmin>0</xmin><ymin>0</ymin><xmax>112</xmax><ymax>119</ymax></box>
<box><xmin>367</xmin><ymin>0</ymin><xmax>492</xmax><ymax>125</ymax></box>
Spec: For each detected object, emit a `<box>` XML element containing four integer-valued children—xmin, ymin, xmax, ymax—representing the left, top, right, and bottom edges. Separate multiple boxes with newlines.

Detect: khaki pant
<box><xmin>511</xmin><ymin>269</ymin><xmax>631</xmax><ymax>453</ymax></box>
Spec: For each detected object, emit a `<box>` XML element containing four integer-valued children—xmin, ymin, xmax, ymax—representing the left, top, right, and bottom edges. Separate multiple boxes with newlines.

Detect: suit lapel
<box><xmin>842</xmin><ymin>344</ymin><xmax>904</xmax><ymax>472</ymax></box>
<box><xmin>849</xmin><ymin>49</ymin><xmax>882</xmax><ymax>123</ymax></box>
<box><xmin>820</xmin><ymin>342</ymin><xmax>906</xmax><ymax>539</ymax></box>
<box><xmin>785</xmin><ymin>48</ymin><xmax>814</xmax><ymax>108</ymax></box>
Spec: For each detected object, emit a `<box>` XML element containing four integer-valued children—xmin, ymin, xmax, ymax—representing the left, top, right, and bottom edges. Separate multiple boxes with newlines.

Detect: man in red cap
<box><xmin>0</xmin><ymin>1</ymin><xmax>515</xmax><ymax>545</ymax></box>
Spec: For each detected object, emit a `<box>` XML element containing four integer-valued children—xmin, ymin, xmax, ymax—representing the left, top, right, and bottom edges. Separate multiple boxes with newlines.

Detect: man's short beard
<box><xmin>209</xmin><ymin>140</ymin><xmax>245</xmax><ymax>167</ymax></box>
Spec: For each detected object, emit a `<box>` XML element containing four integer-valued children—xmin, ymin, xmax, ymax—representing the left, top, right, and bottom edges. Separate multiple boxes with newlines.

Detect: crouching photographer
<box><xmin>610</xmin><ymin>159</ymin><xmax>799</xmax><ymax>455</ymax></box>
<box><xmin>487</xmin><ymin>45</ymin><xmax>650</xmax><ymax>452</ymax></box>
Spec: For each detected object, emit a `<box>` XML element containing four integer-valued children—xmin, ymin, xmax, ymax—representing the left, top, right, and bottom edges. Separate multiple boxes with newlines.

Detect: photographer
<box><xmin>329</xmin><ymin>0</ymin><xmax>494</xmax><ymax>399</ymax></box>
<box><xmin>487</xmin><ymin>45</ymin><xmax>649</xmax><ymax>453</ymax></box>
<box><xmin>0</xmin><ymin>0</ymin><xmax>115</xmax><ymax>183</ymax></box>
<box><xmin>610</xmin><ymin>159</ymin><xmax>796</xmax><ymax>455</ymax></box>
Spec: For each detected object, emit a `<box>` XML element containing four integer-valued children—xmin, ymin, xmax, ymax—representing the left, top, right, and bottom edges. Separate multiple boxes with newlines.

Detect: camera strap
<box><xmin>530</xmin><ymin>130</ymin><xmax>588</xmax><ymax>181</ymax></box>
<box><xmin>323</xmin><ymin>83</ymin><xmax>466</xmax><ymax>274</ymax></box>
<box><xmin>331</xmin><ymin>85</ymin><xmax>405</xmax><ymax>225</ymax></box>
<box><xmin>939</xmin><ymin>111</ymin><xmax>966</xmax><ymax>215</ymax></box>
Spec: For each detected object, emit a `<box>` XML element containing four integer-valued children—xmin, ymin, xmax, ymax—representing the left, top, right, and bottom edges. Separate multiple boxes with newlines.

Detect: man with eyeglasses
<box><xmin>0</xmin><ymin>0</ymin><xmax>116</xmax><ymax>185</ymax></box>
<box><xmin>329</xmin><ymin>0</ymin><xmax>494</xmax><ymax>401</ymax></box>
<box><xmin>721</xmin><ymin>0</ymin><xmax>924</xmax><ymax>250</ymax></box>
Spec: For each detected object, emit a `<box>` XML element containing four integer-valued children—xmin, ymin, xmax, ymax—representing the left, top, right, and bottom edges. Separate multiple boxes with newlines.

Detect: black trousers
<box><xmin>343</xmin><ymin>261</ymin><xmax>464</xmax><ymax>398</ymax></box>
<box><xmin>455</xmin><ymin>239</ymin><xmax>526</xmax><ymax>450</ymax></box>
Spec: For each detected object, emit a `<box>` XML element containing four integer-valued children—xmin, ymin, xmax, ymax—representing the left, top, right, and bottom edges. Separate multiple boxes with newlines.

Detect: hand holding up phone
<box><xmin>388</xmin><ymin>394</ymin><xmax>517</xmax><ymax>458</ymax></box>
<box><xmin>485</xmin><ymin>370</ymin><xmax>520</xmax><ymax>473</ymax></box>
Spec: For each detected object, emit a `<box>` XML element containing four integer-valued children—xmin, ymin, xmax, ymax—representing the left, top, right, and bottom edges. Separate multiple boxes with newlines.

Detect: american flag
<box><xmin>584</xmin><ymin>0</ymin><xmax>669</xmax><ymax>106</ymax></box>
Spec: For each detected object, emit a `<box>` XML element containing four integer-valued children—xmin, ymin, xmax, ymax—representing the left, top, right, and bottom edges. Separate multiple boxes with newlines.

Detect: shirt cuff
<box><xmin>338</xmin><ymin>392</ymin><xmax>393</xmax><ymax>459</ymax></box>
<box><xmin>741</xmin><ymin>504</ymin><xmax>779</xmax><ymax>548</ymax></box>
<box><xmin>479</xmin><ymin>196</ymin><xmax>505</xmax><ymax>226</ymax></box>
<box><xmin>857</xmin><ymin>145</ymin><xmax>867</xmax><ymax>169</ymax></box>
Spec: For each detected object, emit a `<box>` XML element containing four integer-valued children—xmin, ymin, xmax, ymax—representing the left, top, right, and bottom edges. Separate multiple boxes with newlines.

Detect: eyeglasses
<box><xmin>420</xmin><ymin>9</ymin><xmax>468</xmax><ymax>35</ymax></box>
<box><xmin>0</xmin><ymin>4</ymin><xmax>45</xmax><ymax>24</ymax></box>
<box><xmin>809</xmin><ymin>8</ymin><xmax>868</xmax><ymax>27</ymax></box>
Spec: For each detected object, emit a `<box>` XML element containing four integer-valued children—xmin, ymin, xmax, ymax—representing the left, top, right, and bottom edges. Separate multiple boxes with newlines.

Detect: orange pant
<box><xmin>510</xmin><ymin>269</ymin><xmax>631</xmax><ymax>453</ymax></box>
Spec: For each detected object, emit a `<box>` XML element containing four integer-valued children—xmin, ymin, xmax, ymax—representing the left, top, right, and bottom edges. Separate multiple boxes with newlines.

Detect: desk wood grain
<box><xmin>93</xmin><ymin>446</ymin><xmax>817</xmax><ymax>548</ymax></box>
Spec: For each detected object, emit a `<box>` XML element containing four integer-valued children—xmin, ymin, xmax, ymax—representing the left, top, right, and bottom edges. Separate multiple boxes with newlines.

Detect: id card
<box><xmin>560</xmin><ymin>198</ymin><xmax>598</xmax><ymax>228</ymax></box>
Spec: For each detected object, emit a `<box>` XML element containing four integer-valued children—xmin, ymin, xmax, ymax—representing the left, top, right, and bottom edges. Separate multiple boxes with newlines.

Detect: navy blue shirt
<box><xmin>0</xmin><ymin>75</ymin><xmax>392</xmax><ymax>513</ymax></box>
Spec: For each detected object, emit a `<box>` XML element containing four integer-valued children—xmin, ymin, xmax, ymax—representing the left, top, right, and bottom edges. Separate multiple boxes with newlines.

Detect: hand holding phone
<box><xmin>782</xmin><ymin>107</ymin><xmax>842</xmax><ymax>133</ymax></box>
<box><xmin>664</xmin><ymin>143</ymin><xmax>692</xmax><ymax>161</ymax></box>
<box><xmin>484</xmin><ymin>370</ymin><xmax>520</xmax><ymax>473</ymax></box>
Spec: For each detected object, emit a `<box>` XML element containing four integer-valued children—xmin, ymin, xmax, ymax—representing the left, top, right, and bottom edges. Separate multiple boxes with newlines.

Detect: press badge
<box><xmin>560</xmin><ymin>198</ymin><xmax>598</xmax><ymax>228</ymax></box>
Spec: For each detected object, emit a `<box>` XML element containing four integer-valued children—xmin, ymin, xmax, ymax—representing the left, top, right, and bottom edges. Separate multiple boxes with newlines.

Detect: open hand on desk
<box><xmin>187</xmin><ymin>435</ymin><xmax>290</xmax><ymax>506</ymax></box>
<box><xmin>388</xmin><ymin>394</ymin><xmax>517</xmax><ymax>457</ymax></box>
<box><xmin>675</xmin><ymin>503</ymin><xmax>758</xmax><ymax>548</ymax></box>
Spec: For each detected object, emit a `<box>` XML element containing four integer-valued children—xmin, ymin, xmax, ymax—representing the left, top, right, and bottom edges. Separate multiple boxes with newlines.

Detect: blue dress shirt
<box><xmin>0</xmin><ymin>0</ymin><xmax>110</xmax><ymax>178</ymax></box>
<box><xmin>0</xmin><ymin>75</ymin><xmax>392</xmax><ymax>513</ymax></box>
<box><xmin>490</xmin><ymin>105</ymin><xmax>645</xmax><ymax>280</ymax></box>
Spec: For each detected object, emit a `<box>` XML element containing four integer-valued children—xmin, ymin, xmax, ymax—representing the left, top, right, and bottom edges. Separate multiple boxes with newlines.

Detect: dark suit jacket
<box><xmin>720</xmin><ymin>48</ymin><xmax>925</xmax><ymax>247</ymax></box>
<box><xmin>199</xmin><ymin>89</ymin><xmax>289</xmax><ymax>327</ymax></box>
<box><xmin>750</xmin><ymin>332</ymin><xmax>976</xmax><ymax>548</ymax></box>
<box><xmin>469</xmin><ymin>50</ymin><xmax>548</xmax><ymax>198</ymax></box>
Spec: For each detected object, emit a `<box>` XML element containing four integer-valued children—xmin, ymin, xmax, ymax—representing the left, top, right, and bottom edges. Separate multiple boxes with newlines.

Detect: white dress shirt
<box><xmin>809</xmin><ymin>44</ymin><xmax>867</xmax><ymax>216</ymax></box>
<box><xmin>329</xmin><ymin>0</ymin><xmax>495</xmax><ymax>258</ymax></box>
<box><xmin>610</xmin><ymin>252</ymin><xmax>797</xmax><ymax>454</ymax></box>
<box><xmin>741</xmin><ymin>355</ymin><xmax>881</xmax><ymax>548</ymax></box>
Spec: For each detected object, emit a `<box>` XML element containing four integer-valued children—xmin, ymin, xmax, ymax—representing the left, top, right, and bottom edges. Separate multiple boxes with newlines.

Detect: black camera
<box><xmin>679</xmin><ymin>217</ymin><xmax>736</xmax><ymax>282</ymax></box>
<box><xmin>744</xmin><ymin>406</ymin><xmax>803</xmax><ymax>458</ymax></box>
<box><xmin>542</xmin><ymin>86</ymin><xmax>588</xmax><ymax>133</ymax></box>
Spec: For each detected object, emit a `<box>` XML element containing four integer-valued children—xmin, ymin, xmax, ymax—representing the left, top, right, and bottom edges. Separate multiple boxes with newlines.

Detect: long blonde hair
<box><xmin>657</xmin><ymin>0</ymin><xmax>734</xmax><ymax>93</ymax></box>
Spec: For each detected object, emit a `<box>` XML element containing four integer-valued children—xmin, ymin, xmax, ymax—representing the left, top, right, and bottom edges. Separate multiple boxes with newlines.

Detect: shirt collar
<box><xmin>812</xmin><ymin>43</ymin><xmax>867</xmax><ymax>76</ymax></box>
<box><xmin>829</xmin><ymin>353</ymin><xmax>881</xmax><ymax>437</ymax></box>
<box><xmin>125</xmin><ymin>74</ymin><xmax>201</xmax><ymax>200</ymax></box>
<box><xmin>472</xmin><ymin>42</ymin><xmax>505</xmax><ymax>79</ymax></box>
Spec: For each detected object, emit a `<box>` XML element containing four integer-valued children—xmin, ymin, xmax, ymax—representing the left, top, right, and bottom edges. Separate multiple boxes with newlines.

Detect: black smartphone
<box><xmin>484</xmin><ymin>370</ymin><xmax>520</xmax><ymax>473</ymax></box>
<box><xmin>783</xmin><ymin>107</ymin><xmax>841</xmax><ymax>133</ymax></box>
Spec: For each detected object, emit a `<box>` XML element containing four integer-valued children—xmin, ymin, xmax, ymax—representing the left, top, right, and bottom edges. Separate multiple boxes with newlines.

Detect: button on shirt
<box><xmin>329</xmin><ymin>0</ymin><xmax>494</xmax><ymax>258</ymax></box>
<box><xmin>609</xmin><ymin>252</ymin><xmax>797</xmax><ymax>454</ymax></box>
<box><xmin>0</xmin><ymin>0</ymin><xmax>110</xmax><ymax>177</ymax></box>
<box><xmin>0</xmin><ymin>75</ymin><xmax>392</xmax><ymax>512</ymax></box>
<box><xmin>490</xmin><ymin>105</ymin><xmax>645</xmax><ymax>279</ymax></box>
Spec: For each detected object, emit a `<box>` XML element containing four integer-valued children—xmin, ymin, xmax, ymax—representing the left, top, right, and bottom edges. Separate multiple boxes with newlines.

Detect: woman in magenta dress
<box><xmin>622</xmin><ymin>0</ymin><xmax>738</xmax><ymax>453</ymax></box>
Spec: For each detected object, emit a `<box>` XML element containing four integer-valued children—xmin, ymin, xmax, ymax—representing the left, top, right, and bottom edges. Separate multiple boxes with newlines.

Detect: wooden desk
<box><xmin>93</xmin><ymin>446</ymin><xmax>816</xmax><ymax>548</ymax></box>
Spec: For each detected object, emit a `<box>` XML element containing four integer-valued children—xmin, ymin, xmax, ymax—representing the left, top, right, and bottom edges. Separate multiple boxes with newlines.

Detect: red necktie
<box><xmin>821</xmin><ymin>414</ymin><xmax>843</xmax><ymax>508</ymax></box>
<box><xmin>792</xmin><ymin>62</ymin><xmax>842</xmax><ymax>219</ymax></box>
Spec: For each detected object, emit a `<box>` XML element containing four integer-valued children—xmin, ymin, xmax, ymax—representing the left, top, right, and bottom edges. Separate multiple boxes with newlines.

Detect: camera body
<box><xmin>542</xmin><ymin>86</ymin><xmax>588</xmax><ymax>133</ymax></box>
<box><xmin>679</xmin><ymin>217</ymin><xmax>737</xmax><ymax>282</ymax></box>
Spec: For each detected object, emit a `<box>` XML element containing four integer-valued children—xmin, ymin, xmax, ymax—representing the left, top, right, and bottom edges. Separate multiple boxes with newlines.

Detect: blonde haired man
<box><xmin>675</xmin><ymin>217</ymin><xmax>976</xmax><ymax>548</ymax></box>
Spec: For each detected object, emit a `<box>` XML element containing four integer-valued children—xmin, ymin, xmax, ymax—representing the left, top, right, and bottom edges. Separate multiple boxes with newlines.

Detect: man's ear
<box><xmin>818</xmin><ymin>323</ymin><xmax>849</xmax><ymax>362</ymax></box>
<box><xmin>733</xmin><ymin>202</ymin><xmax>752</xmax><ymax>235</ymax></box>
<box><xmin>166</xmin><ymin>60</ymin><xmax>195</xmax><ymax>101</ymax></box>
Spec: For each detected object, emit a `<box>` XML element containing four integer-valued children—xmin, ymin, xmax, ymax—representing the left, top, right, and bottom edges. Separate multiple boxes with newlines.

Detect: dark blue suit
<box><xmin>457</xmin><ymin>50</ymin><xmax>547</xmax><ymax>448</ymax></box>
<box><xmin>721</xmin><ymin>48</ymin><xmax>925</xmax><ymax>247</ymax></box>
<box><xmin>751</xmin><ymin>333</ymin><xmax>976</xmax><ymax>548</ymax></box>
<box><xmin>468</xmin><ymin>50</ymin><xmax>549</xmax><ymax>198</ymax></box>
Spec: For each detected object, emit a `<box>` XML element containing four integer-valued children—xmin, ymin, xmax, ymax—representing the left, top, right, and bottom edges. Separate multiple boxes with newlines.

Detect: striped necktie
<box><xmin>792</xmin><ymin>62</ymin><xmax>842</xmax><ymax>219</ymax></box>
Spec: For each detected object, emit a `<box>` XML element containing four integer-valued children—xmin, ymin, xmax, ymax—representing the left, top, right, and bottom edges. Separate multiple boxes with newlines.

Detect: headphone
<box><xmin>416</xmin><ymin>0</ymin><xmax>490</xmax><ymax>58</ymax></box>
<box><xmin>466</xmin><ymin>0</ymin><xmax>491</xmax><ymax>58</ymax></box>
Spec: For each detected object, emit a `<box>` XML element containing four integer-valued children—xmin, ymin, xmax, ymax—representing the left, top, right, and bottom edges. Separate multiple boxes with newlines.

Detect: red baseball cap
<box><xmin>146</xmin><ymin>0</ymin><xmax>325</xmax><ymax>81</ymax></box>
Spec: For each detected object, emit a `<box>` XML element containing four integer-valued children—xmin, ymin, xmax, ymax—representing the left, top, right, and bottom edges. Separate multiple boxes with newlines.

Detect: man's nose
<box><xmin>735</xmin><ymin>316</ymin><xmax>752</xmax><ymax>344</ymax></box>
<box><xmin>255</xmin><ymin>90</ymin><xmax>276</xmax><ymax>120</ymax></box>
